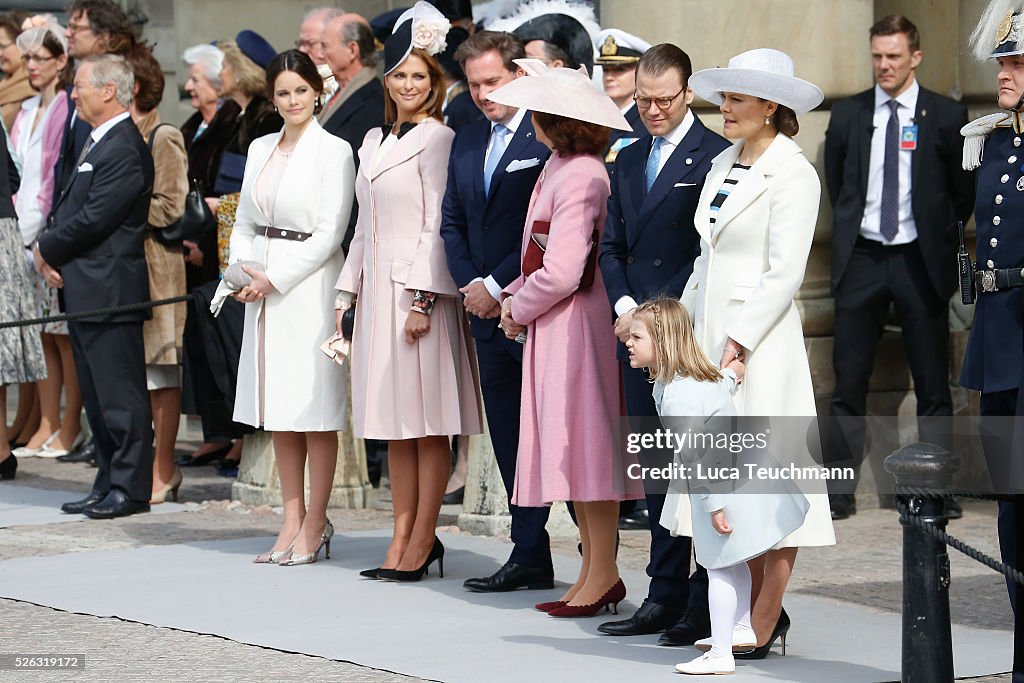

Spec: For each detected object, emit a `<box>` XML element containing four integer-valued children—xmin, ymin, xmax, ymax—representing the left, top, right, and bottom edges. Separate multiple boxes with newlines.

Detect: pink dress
<box><xmin>506</xmin><ymin>153</ymin><xmax>643</xmax><ymax>506</ymax></box>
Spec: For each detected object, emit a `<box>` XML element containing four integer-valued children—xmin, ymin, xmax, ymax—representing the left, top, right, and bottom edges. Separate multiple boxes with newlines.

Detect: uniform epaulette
<box><xmin>961</xmin><ymin>113</ymin><xmax>1012</xmax><ymax>170</ymax></box>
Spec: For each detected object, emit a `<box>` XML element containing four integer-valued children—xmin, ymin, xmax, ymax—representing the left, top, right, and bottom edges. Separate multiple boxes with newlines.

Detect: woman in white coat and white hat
<box><xmin>671</xmin><ymin>48</ymin><xmax>836</xmax><ymax>671</ymax></box>
<box><xmin>226</xmin><ymin>50</ymin><xmax>355</xmax><ymax>566</ymax></box>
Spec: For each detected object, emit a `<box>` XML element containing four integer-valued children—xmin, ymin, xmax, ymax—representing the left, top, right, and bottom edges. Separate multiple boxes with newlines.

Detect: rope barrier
<box><xmin>0</xmin><ymin>294</ymin><xmax>194</xmax><ymax>329</ymax></box>
<box><xmin>893</xmin><ymin>492</ymin><xmax>1024</xmax><ymax>587</ymax></box>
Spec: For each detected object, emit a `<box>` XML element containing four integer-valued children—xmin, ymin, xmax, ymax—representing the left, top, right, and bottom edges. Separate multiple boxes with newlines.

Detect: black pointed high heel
<box><xmin>735</xmin><ymin>607</ymin><xmax>790</xmax><ymax>660</ymax></box>
<box><xmin>0</xmin><ymin>453</ymin><xmax>17</xmax><ymax>480</ymax></box>
<box><xmin>378</xmin><ymin>537</ymin><xmax>445</xmax><ymax>582</ymax></box>
<box><xmin>359</xmin><ymin>567</ymin><xmax>382</xmax><ymax>579</ymax></box>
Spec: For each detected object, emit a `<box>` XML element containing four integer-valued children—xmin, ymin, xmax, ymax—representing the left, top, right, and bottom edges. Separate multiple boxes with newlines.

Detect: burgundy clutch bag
<box><xmin>522</xmin><ymin>220</ymin><xmax>598</xmax><ymax>290</ymax></box>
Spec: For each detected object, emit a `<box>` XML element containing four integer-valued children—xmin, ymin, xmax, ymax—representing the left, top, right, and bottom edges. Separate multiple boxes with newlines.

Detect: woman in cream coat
<box><xmin>677</xmin><ymin>49</ymin><xmax>836</xmax><ymax>664</ymax></box>
<box><xmin>227</xmin><ymin>51</ymin><xmax>354</xmax><ymax>566</ymax></box>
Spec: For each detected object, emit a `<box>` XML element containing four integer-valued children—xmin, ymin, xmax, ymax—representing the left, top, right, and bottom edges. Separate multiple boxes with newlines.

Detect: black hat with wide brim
<box><xmin>513</xmin><ymin>13</ymin><xmax>593</xmax><ymax>75</ymax></box>
<box><xmin>383</xmin><ymin>1</ymin><xmax>451</xmax><ymax>75</ymax></box>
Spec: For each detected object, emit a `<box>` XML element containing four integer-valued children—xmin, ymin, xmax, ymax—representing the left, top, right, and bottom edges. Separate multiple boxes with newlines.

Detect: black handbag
<box><xmin>147</xmin><ymin>124</ymin><xmax>216</xmax><ymax>246</ymax></box>
<box><xmin>341</xmin><ymin>307</ymin><xmax>355</xmax><ymax>341</ymax></box>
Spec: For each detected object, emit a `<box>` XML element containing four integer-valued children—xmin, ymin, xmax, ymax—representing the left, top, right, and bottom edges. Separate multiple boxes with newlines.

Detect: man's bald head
<box><xmin>323</xmin><ymin>12</ymin><xmax>378</xmax><ymax>84</ymax></box>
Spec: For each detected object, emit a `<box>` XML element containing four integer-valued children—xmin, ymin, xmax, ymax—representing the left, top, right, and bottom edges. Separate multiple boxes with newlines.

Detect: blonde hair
<box><xmin>217</xmin><ymin>39</ymin><xmax>267</xmax><ymax>98</ymax></box>
<box><xmin>634</xmin><ymin>298</ymin><xmax>722</xmax><ymax>385</ymax></box>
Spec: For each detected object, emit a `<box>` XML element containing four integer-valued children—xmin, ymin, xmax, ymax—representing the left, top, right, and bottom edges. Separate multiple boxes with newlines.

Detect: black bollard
<box><xmin>884</xmin><ymin>443</ymin><xmax>960</xmax><ymax>683</ymax></box>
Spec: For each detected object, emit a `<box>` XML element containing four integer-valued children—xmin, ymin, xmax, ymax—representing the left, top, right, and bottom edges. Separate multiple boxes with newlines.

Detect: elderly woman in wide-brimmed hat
<box><xmin>492</xmin><ymin>60</ymin><xmax>644</xmax><ymax>618</ymax></box>
<box><xmin>666</xmin><ymin>49</ymin><xmax>836</xmax><ymax>675</ymax></box>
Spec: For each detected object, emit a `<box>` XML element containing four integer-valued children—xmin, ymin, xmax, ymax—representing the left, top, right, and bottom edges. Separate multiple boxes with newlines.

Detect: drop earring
<box><xmin>764</xmin><ymin>115</ymin><xmax>770</xmax><ymax>126</ymax></box>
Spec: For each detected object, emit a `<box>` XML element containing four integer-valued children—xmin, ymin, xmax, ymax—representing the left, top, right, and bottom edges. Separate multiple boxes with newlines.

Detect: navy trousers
<box><xmin>475</xmin><ymin>333</ymin><xmax>552</xmax><ymax>569</ymax></box>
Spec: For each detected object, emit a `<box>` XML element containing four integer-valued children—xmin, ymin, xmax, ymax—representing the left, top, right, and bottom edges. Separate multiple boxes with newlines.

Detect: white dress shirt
<box><xmin>613</xmin><ymin>109</ymin><xmax>695</xmax><ymax>317</ymax></box>
<box><xmin>474</xmin><ymin>107</ymin><xmax>528</xmax><ymax>302</ymax></box>
<box><xmin>89</xmin><ymin>110</ymin><xmax>130</xmax><ymax>146</ymax></box>
<box><xmin>860</xmin><ymin>80</ymin><xmax>919</xmax><ymax>244</ymax></box>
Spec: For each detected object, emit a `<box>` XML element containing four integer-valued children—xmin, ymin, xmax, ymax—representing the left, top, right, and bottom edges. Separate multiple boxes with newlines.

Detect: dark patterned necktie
<box><xmin>879</xmin><ymin>99</ymin><xmax>900</xmax><ymax>241</ymax></box>
<box><xmin>77</xmin><ymin>136</ymin><xmax>94</xmax><ymax>164</ymax></box>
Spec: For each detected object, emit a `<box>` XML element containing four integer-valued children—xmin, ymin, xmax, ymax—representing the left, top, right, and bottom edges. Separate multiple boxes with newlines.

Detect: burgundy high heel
<box><xmin>534</xmin><ymin>600</ymin><xmax>567</xmax><ymax>612</ymax></box>
<box><xmin>548</xmin><ymin>579</ymin><xmax>626</xmax><ymax>618</ymax></box>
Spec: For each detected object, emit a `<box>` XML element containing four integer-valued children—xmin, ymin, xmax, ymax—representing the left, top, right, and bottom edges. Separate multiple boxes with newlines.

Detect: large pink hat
<box><xmin>487</xmin><ymin>58</ymin><xmax>632</xmax><ymax>131</ymax></box>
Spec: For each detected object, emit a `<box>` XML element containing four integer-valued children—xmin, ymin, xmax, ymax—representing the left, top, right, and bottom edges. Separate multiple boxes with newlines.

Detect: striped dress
<box><xmin>708</xmin><ymin>162</ymin><xmax>750</xmax><ymax>228</ymax></box>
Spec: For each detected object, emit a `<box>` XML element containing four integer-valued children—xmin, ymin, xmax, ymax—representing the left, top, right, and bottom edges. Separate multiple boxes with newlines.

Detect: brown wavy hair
<box><xmin>384</xmin><ymin>47</ymin><xmax>445</xmax><ymax>124</ymax></box>
<box><xmin>633</xmin><ymin>298</ymin><xmax>722</xmax><ymax>385</ymax></box>
<box><xmin>532</xmin><ymin>111</ymin><xmax>609</xmax><ymax>157</ymax></box>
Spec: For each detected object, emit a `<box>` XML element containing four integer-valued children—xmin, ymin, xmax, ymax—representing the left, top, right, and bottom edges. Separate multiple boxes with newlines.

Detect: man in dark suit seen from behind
<box><xmin>824</xmin><ymin>15</ymin><xmax>975</xmax><ymax>520</ymax></box>
<box><xmin>34</xmin><ymin>54</ymin><xmax>155</xmax><ymax>519</ymax></box>
<box><xmin>597</xmin><ymin>43</ymin><xmax>730</xmax><ymax>645</ymax></box>
<box><xmin>440</xmin><ymin>30</ymin><xmax>555</xmax><ymax>594</ymax></box>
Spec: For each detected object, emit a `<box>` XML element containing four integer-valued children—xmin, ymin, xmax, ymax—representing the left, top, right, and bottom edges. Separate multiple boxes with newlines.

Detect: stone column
<box><xmin>232</xmin><ymin>368</ymin><xmax>372</xmax><ymax>508</ymax></box>
<box><xmin>458</xmin><ymin>403</ymin><xmax>577</xmax><ymax>538</ymax></box>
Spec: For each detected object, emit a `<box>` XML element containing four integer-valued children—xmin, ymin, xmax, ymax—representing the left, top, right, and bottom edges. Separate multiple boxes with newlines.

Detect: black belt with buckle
<box><xmin>975</xmin><ymin>267</ymin><xmax>1024</xmax><ymax>293</ymax></box>
<box><xmin>261</xmin><ymin>226</ymin><xmax>311</xmax><ymax>242</ymax></box>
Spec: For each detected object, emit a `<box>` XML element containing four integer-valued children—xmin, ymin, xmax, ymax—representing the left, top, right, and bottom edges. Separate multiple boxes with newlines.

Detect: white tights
<box><xmin>707</xmin><ymin>562</ymin><xmax>753</xmax><ymax>658</ymax></box>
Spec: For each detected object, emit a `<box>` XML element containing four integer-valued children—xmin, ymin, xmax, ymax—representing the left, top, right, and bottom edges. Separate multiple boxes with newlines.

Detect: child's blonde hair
<box><xmin>634</xmin><ymin>297</ymin><xmax>722</xmax><ymax>384</ymax></box>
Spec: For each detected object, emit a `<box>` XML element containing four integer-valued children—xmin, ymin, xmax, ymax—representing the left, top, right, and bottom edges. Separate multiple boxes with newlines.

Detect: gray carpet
<box><xmin>0</xmin><ymin>485</ymin><xmax>196</xmax><ymax>528</ymax></box>
<box><xmin>0</xmin><ymin>529</ymin><xmax>1011</xmax><ymax>681</ymax></box>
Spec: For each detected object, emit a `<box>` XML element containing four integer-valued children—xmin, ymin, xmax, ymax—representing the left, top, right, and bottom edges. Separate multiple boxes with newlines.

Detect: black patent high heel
<box><xmin>379</xmin><ymin>537</ymin><xmax>445</xmax><ymax>582</ymax></box>
<box><xmin>359</xmin><ymin>567</ymin><xmax>382</xmax><ymax>579</ymax></box>
<box><xmin>735</xmin><ymin>607</ymin><xmax>790</xmax><ymax>660</ymax></box>
<box><xmin>0</xmin><ymin>453</ymin><xmax>17</xmax><ymax>480</ymax></box>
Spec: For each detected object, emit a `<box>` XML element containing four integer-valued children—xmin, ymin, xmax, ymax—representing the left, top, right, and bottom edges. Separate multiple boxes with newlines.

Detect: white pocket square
<box><xmin>673</xmin><ymin>182</ymin><xmax>697</xmax><ymax>187</ymax></box>
<box><xmin>505</xmin><ymin>158</ymin><xmax>541</xmax><ymax>173</ymax></box>
<box><xmin>77</xmin><ymin>162</ymin><xmax>94</xmax><ymax>173</ymax></box>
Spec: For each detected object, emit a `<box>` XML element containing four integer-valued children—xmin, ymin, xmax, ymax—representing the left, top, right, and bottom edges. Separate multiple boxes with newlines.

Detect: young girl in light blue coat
<box><xmin>627</xmin><ymin>298</ymin><xmax>808</xmax><ymax>676</ymax></box>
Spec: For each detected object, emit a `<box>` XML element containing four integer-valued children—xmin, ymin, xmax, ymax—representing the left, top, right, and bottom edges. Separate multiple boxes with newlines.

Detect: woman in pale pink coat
<box><xmin>335</xmin><ymin>4</ymin><xmax>482</xmax><ymax>583</ymax></box>
<box><xmin>494</xmin><ymin>60</ymin><xmax>642</xmax><ymax>618</ymax></box>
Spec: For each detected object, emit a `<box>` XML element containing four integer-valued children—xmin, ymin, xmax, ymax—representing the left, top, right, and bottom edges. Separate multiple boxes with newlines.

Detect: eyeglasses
<box><xmin>66</xmin><ymin>21</ymin><xmax>92</xmax><ymax>35</ymax></box>
<box><xmin>634</xmin><ymin>86</ymin><xmax>686</xmax><ymax>111</ymax></box>
<box><xmin>21</xmin><ymin>54</ymin><xmax>56</xmax><ymax>65</ymax></box>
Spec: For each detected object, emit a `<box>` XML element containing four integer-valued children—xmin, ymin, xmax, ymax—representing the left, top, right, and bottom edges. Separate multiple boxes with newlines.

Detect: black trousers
<box><xmin>979</xmin><ymin>390</ymin><xmax>1024</xmax><ymax>682</ymax></box>
<box><xmin>475</xmin><ymin>333</ymin><xmax>552</xmax><ymax>569</ymax></box>
<box><xmin>623</xmin><ymin>361</ymin><xmax>708</xmax><ymax>610</ymax></box>
<box><xmin>68</xmin><ymin>320</ymin><xmax>152</xmax><ymax>503</ymax></box>
<box><xmin>828</xmin><ymin>239</ymin><xmax>953</xmax><ymax>498</ymax></box>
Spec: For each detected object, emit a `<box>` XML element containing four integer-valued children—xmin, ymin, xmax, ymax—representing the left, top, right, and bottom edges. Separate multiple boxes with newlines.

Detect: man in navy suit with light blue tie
<box><xmin>440</xmin><ymin>30</ymin><xmax>555</xmax><ymax>593</ymax></box>
<box><xmin>598</xmin><ymin>43</ymin><xmax>729</xmax><ymax>643</ymax></box>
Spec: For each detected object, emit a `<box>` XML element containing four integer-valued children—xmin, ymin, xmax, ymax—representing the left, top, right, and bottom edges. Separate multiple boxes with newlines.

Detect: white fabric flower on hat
<box><xmin>412</xmin><ymin>16</ymin><xmax>450</xmax><ymax>55</ymax></box>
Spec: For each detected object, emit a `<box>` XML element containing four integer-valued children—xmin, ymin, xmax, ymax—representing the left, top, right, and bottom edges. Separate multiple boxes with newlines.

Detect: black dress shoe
<box><xmin>658</xmin><ymin>607</ymin><xmax>712</xmax><ymax>646</ymax></box>
<box><xmin>58</xmin><ymin>437</ymin><xmax>96</xmax><ymax>464</ymax></box>
<box><xmin>597</xmin><ymin>598</ymin><xmax>682</xmax><ymax>636</ymax></box>
<box><xmin>463</xmin><ymin>561</ymin><xmax>554</xmax><ymax>592</ymax></box>
<box><xmin>0</xmin><ymin>454</ymin><xmax>16</xmax><ymax>480</ymax></box>
<box><xmin>178</xmin><ymin>443</ymin><xmax>232</xmax><ymax>467</ymax></box>
<box><xmin>945</xmin><ymin>497</ymin><xmax>963</xmax><ymax>520</ymax></box>
<box><xmin>61</xmin><ymin>491</ymin><xmax>106</xmax><ymax>514</ymax></box>
<box><xmin>830</xmin><ymin>493</ymin><xmax>856</xmax><ymax>521</ymax></box>
<box><xmin>83</xmin><ymin>490</ymin><xmax>150</xmax><ymax>519</ymax></box>
<box><xmin>442</xmin><ymin>486</ymin><xmax>464</xmax><ymax>505</ymax></box>
<box><xmin>618</xmin><ymin>509</ymin><xmax>650</xmax><ymax>531</ymax></box>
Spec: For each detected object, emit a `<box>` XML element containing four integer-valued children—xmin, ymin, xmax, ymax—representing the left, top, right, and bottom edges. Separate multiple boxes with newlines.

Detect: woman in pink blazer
<box><xmin>335</xmin><ymin>3</ymin><xmax>482</xmax><ymax>582</ymax></box>
<box><xmin>492</xmin><ymin>60</ymin><xmax>643</xmax><ymax>617</ymax></box>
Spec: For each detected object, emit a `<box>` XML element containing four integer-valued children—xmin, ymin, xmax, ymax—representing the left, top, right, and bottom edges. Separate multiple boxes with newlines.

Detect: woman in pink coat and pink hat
<box><xmin>491</xmin><ymin>59</ymin><xmax>644</xmax><ymax>618</ymax></box>
<box><xmin>335</xmin><ymin>2</ymin><xmax>482</xmax><ymax>583</ymax></box>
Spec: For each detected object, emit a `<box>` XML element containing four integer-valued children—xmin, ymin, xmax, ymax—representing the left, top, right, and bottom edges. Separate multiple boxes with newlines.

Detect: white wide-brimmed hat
<box><xmin>487</xmin><ymin>58</ymin><xmax>632</xmax><ymax>131</ymax></box>
<box><xmin>689</xmin><ymin>48</ymin><xmax>823</xmax><ymax>114</ymax></box>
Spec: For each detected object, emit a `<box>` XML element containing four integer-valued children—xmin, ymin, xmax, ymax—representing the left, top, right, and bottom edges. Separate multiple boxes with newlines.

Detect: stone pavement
<box><xmin>0</xmin><ymin>438</ymin><xmax>1014</xmax><ymax>682</ymax></box>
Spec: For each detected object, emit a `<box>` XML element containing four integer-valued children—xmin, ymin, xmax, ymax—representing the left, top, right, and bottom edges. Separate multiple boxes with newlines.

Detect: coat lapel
<box><xmin>469</xmin><ymin>119</ymin><xmax>488</xmax><ymax>208</ymax></box>
<box><xmin>631</xmin><ymin>120</ymin><xmax>710</xmax><ymax>245</ymax></box>
<box><xmin>270</xmin><ymin>120</ymin><xmax>322</xmax><ymax>225</ymax></box>
<box><xmin>55</xmin><ymin>118</ymin><xmax>125</xmax><ymax>207</ymax></box>
<box><xmin>911</xmin><ymin>88</ymin><xmax>930</xmax><ymax>198</ymax></box>
<box><xmin>368</xmin><ymin>121</ymin><xmax>430</xmax><ymax>180</ymax></box>
<box><xmin>857</xmin><ymin>89</ymin><xmax>874</xmax><ymax>200</ymax></box>
<box><xmin>694</xmin><ymin>143</ymin><xmax>737</xmax><ymax>245</ymax></box>
<box><xmin>245</xmin><ymin>127</ymin><xmax>283</xmax><ymax>226</ymax></box>
<box><xmin>622</xmin><ymin>135</ymin><xmax>650</xmax><ymax>226</ymax></box>
<box><xmin>484</xmin><ymin>118</ymin><xmax>535</xmax><ymax>208</ymax></box>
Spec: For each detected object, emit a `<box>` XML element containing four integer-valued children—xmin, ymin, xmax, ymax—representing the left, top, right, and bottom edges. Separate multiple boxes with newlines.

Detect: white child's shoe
<box><xmin>675</xmin><ymin>652</ymin><xmax>735</xmax><ymax>675</ymax></box>
<box><xmin>694</xmin><ymin>625</ymin><xmax>757</xmax><ymax>653</ymax></box>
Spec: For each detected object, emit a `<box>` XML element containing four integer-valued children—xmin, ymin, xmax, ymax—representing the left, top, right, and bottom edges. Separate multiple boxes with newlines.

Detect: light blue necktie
<box><xmin>645</xmin><ymin>136</ymin><xmax>663</xmax><ymax>193</ymax></box>
<box><xmin>483</xmin><ymin>124</ymin><xmax>510</xmax><ymax>197</ymax></box>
